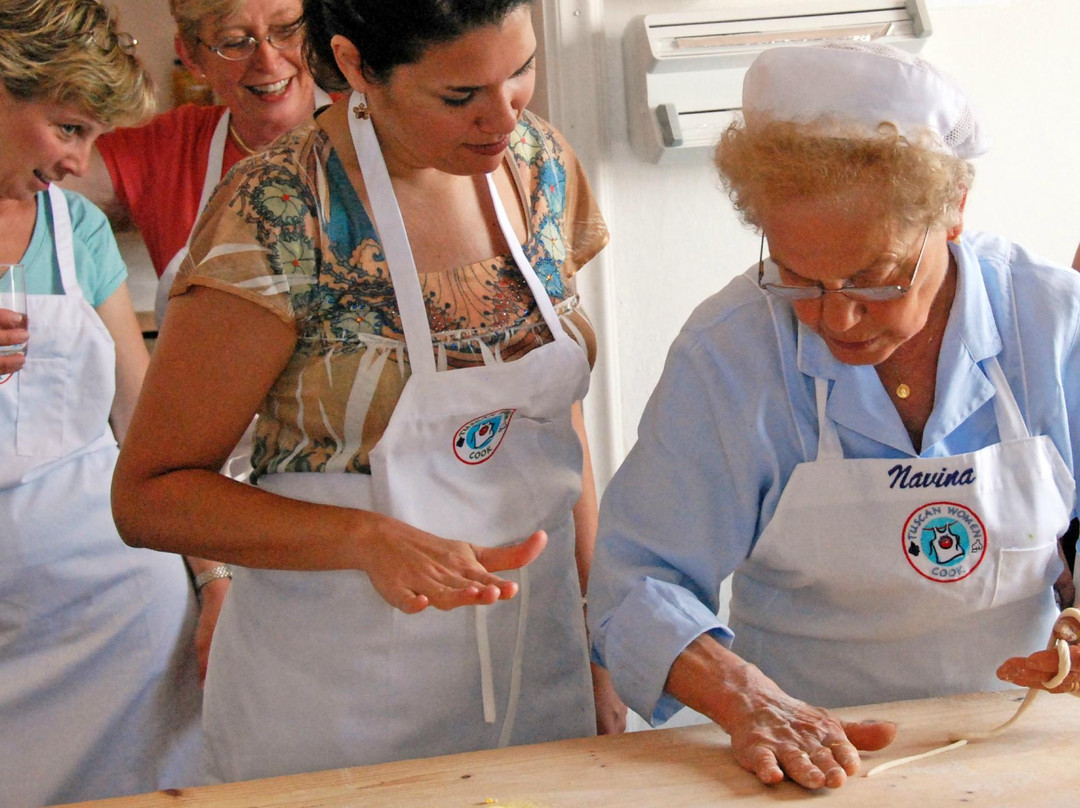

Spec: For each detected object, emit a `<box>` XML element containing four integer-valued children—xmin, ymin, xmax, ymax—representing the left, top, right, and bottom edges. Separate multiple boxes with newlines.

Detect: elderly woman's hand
<box><xmin>997</xmin><ymin>608</ymin><xmax>1080</xmax><ymax>694</ymax></box>
<box><xmin>723</xmin><ymin>672</ymin><xmax>897</xmax><ymax>788</ymax></box>
<box><xmin>360</xmin><ymin>521</ymin><xmax>548</xmax><ymax>613</ymax></box>
<box><xmin>667</xmin><ymin>636</ymin><xmax>896</xmax><ymax>789</ymax></box>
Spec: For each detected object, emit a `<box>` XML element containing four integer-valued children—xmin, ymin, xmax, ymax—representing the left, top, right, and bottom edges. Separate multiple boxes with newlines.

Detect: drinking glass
<box><xmin>0</xmin><ymin>263</ymin><xmax>27</xmax><ymax>357</ymax></box>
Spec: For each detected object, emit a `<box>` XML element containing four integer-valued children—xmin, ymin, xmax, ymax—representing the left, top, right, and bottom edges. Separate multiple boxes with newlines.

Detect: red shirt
<box><xmin>97</xmin><ymin>104</ymin><xmax>248</xmax><ymax>277</ymax></box>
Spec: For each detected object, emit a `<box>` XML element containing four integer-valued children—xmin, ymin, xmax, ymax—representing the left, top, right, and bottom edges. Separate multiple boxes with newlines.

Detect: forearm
<box><xmin>112</xmin><ymin>465</ymin><xmax>397</xmax><ymax>572</ymax></box>
<box><xmin>665</xmin><ymin>633</ymin><xmax>760</xmax><ymax>732</ymax></box>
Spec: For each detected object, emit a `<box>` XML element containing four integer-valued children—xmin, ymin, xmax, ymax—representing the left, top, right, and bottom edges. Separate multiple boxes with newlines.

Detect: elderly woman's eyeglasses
<box><xmin>85</xmin><ymin>28</ymin><xmax>138</xmax><ymax>56</ymax></box>
<box><xmin>757</xmin><ymin>226</ymin><xmax>931</xmax><ymax>303</ymax></box>
<box><xmin>197</xmin><ymin>21</ymin><xmax>304</xmax><ymax>61</ymax></box>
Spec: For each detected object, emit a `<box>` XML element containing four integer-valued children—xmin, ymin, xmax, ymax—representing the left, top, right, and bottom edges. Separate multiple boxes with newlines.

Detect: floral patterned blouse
<box><xmin>175</xmin><ymin>110</ymin><xmax>608</xmax><ymax>479</ymax></box>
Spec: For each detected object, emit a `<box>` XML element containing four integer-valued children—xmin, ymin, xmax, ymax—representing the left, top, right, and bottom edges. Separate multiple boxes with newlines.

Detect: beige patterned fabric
<box><xmin>175</xmin><ymin>111</ymin><xmax>607</xmax><ymax>478</ymax></box>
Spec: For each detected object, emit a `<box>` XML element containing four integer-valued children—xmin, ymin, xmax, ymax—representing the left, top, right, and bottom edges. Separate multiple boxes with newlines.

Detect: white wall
<box><xmin>545</xmin><ymin>0</ymin><xmax>1080</xmax><ymax>492</ymax></box>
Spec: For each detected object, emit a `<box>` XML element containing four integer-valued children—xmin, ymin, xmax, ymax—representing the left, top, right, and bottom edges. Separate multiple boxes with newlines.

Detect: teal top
<box><xmin>22</xmin><ymin>188</ymin><xmax>127</xmax><ymax>306</ymax></box>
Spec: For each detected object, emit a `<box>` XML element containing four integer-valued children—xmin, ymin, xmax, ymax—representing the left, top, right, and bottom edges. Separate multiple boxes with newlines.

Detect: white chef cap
<box><xmin>741</xmin><ymin>41</ymin><xmax>988</xmax><ymax>159</ymax></box>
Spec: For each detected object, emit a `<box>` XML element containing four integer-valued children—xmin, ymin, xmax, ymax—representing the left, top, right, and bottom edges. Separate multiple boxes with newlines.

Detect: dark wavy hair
<box><xmin>302</xmin><ymin>0</ymin><xmax>533</xmax><ymax>91</ymax></box>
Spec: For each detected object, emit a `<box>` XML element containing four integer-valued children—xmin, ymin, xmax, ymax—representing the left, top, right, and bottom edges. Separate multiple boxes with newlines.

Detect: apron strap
<box><xmin>347</xmin><ymin>90</ymin><xmax>568</xmax><ymax>377</ymax></box>
<box><xmin>497</xmin><ymin>563</ymin><xmax>528</xmax><ymax>748</ymax></box>
<box><xmin>46</xmin><ymin>185</ymin><xmax>80</xmax><ymax>300</ymax></box>
<box><xmin>484</xmin><ymin>173</ymin><xmax>565</xmax><ymax>339</ymax></box>
<box><xmin>347</xmin><ymin>91</ymin><xmax>435</xmax><ymax>376</ymax></box>
<box><xmin>814</xmin><ymin>377</ymin><xmax>844</xmax><ymax>461</ymax></box>
<box><xmin>192</xmin><ymin>110</ymin><xmax>232</xmax><ymax>250</ymax></box>
<box><xmin>985</xmin><ymin>355</ymin><xmax>1030</xmax><ymax>441</ymax></box>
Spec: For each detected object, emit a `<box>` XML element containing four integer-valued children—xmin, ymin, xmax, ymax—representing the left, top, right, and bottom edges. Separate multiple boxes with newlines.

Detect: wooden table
<box><xmin>58</xmin><ymin>690</ymin><xmax>1078</xmax><ymax>807</ymax></box>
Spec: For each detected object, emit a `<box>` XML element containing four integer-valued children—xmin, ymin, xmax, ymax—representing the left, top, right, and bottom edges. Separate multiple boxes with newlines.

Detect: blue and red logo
<box><xmin>902</xmin><ymin>501</ymin><xmax>987</xmax><ymax>583</ymax></box>
<box><xmin>453</xmin><ymin>409</ymin><xmax>515</xmax><ymax>465</ymax></box>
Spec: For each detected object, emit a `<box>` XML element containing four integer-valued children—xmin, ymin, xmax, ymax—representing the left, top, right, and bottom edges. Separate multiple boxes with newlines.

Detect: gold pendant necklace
<box><xmin>228</xmin><ymin>123</ymin><xmax>259</xmax><ymax>156</ymax></box>
<box><xmin>896</xmin><ymin>383</ymin><xmax>911</xmax><ymax>399</ymax></box>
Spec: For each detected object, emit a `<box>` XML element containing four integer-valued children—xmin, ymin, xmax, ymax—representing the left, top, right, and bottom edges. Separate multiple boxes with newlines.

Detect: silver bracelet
<box><xmin>194</xmin><ymin>564</ymin><xmax>233</xmax><ymax>594</ymax></box>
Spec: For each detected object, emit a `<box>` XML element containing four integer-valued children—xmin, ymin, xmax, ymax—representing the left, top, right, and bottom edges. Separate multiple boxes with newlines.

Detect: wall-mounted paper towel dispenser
<box><xmin>624</xmin><ymin>1</ymin><xmax>932</xmax><ymax>164</ymax></box>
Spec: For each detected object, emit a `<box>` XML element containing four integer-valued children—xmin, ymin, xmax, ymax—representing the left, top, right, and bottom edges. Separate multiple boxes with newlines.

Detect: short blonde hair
<box><xmin>171</xmin><ymin>0</ymin><xmax>245</xmax><ymax>49</ymax></box>
<box><xmin>0</xmin><ymin>0</ymin><xmax>155</xmax><ymax>127</ymax></box>
<box><xmin>714</xmin><ymin>117</ymin><xmax>974</xmax><ymax>232</ymax></box>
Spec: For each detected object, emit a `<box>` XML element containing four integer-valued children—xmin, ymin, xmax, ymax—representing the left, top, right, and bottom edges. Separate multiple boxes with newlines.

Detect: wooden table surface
<box><xmin>58</xmin><ymin>690</ymin><xmax>1078</xmax><ymax>807</ymax></box>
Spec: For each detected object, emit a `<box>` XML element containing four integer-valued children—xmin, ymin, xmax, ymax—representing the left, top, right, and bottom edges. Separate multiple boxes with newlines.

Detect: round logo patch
<box><xmin>453</xmin><ymin>409</ymin><xmax>515</xmax><ymax>465</ymax></box>
<box><xmin>902</xmin><ymin>501</ymin><xmax>987</xmax><ymax>582</ymax></box>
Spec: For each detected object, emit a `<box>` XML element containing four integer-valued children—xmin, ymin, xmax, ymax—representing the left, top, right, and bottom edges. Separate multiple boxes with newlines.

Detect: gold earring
<box><xmin>352</xmin><ymin>100</ymin><xmax>369</xmax><ymax>120</ymax></box>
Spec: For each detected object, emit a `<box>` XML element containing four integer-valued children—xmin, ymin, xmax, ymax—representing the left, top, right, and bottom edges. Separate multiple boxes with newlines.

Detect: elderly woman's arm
<box><xmin>667</xmin><ymin>635</ymin><xmax>896</xmax><ymax>789</ymax></box>
<box><xmin>112</xmin><ymin>285</ymin><xmax>546</xmax><ymax>613</ymax></box>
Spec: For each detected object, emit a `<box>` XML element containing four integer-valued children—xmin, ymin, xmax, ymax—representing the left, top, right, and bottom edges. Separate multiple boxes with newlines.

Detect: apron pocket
<box><xmin>993</xmin><ymin>540</ymin><xmax>1062</xmax><ymax>607</ymax></box>
<box><xmin>15</xmin><ymin>356</ymin><xmax>67</xmax><ymax>457</ymax></box>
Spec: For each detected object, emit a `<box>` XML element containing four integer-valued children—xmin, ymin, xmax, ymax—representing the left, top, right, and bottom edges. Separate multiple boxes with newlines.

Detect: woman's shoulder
<box><xmin>510</xmin><ymin>110</ymin><xmax>576</xmax><ymax>169</ymax></box>
<box><xmin>965</xmin><ymin>230</ymin><xmax>1080</xmax><ymax>298</ymax></box>
<box><xmin>218</xmin><ymin>122</ymin><xmax>326</xmax><ymax>196</ymax></box>
<box><xmin>49</xmin><ymin>188</ymin><xmax>114</xmax><ymax>239</ymax></box>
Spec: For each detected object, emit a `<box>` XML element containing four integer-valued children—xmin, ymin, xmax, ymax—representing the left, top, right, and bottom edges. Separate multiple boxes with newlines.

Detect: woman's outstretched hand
<box><xmin>364</xmin><ymin>525</ymin><xmax>548</xmax><ymax>613</ymax></box>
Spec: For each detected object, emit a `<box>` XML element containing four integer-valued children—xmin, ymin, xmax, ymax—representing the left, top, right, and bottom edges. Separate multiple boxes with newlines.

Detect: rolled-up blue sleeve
<box><xmin>587</xmin><ymin>282</ymin><xmax>798</xmax><ymax>724</ymax></box>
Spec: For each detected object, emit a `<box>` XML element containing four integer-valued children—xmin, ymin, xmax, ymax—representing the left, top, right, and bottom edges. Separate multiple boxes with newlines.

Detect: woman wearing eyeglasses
<box><xmin>0</xmin><ymin>1</ymin><xmax>206</xmax><ymax>805</ymax></box>
<box><xmin>588</xmin><ymin>42</ymin><xmax>1080</xmax><ymax>791</ymax></box>
<box><xmin>68</xmin><ymin>0</ymin><xmax>329</xmax><ymax>325</ymax></box>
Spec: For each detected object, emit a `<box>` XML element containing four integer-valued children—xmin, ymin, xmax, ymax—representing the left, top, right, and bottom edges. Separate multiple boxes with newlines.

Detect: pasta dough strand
<box><xmin>865</xmin><ymin>607</ymin><xmax>1080</xmax><ymax>778</ymax></box>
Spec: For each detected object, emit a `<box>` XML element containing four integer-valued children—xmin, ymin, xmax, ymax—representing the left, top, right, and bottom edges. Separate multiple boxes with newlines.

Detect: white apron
<box><xmin>0</xmin><ymin>186</ymin><xmax>203</xmax><ymax>807</ymax></box>
<box><xmin>201</xmin><ymin>92</ymin><xmax>595</xmax><ymax>782</ymax></box>
<box><xmin>730</xmin><ymin>351</ymin><xmax>1072</xmax><ymax>709</ymax></box>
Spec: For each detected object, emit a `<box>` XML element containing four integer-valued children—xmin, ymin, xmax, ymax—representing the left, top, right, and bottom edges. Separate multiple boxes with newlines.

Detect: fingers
<box><xmin>475</xmin><ymin>530</ymin><xmax>548</xmax><ymax>574</ymax></box>
<box><xmin>842</xmin><ymin>719</ymin><xmax>898</xmax><ymax>752</ymax></box>
<box><xmin>743</xmin><ymin>744</ymin><xmax>846</xmax><ymax>790</ymax></box>
<box><xmin>997</xmin><ymin>647</ymin><xmax>1080</xmax><ymax>692</ymax></box>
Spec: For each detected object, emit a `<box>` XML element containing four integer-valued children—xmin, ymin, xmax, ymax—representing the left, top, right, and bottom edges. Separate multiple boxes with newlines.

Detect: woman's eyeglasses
<box><xmin>757</xmin><ymin>225</ymin><xmax>931</xmax><ymax>303</ymax></box>
<box><xmin>197</xmin><ymin>22</ymin><xmax>304</xmax><ymax>62</ymax></box>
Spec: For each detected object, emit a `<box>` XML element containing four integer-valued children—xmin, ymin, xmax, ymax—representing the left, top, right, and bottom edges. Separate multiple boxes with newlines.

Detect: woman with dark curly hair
<box><xmin>0</xmin><ymin>1</ymin><xmax>205</xmax><ymax>804</ymax></box>
<box><xmin>113</xmin><ymin>0</ymin><xmax>624</xmax><ymax>783</ymax></box>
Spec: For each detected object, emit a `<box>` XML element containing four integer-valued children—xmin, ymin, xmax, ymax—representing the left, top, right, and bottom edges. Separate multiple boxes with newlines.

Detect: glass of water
<box><xmin>0</xmin><ymin>263</ymin><xmax>27</xmax><ymax>362</ymax></box>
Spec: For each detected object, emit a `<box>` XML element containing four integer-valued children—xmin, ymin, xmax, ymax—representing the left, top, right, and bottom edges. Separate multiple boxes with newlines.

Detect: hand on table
<box><xmin>722</xmin><ymin>668</ymin><xmax>896</xmax><ymax>789</ymax></box>
<box><xmin>365</xmin><ymin>525</ymin><xmax>548</xmax><ymax>614</ymax></box>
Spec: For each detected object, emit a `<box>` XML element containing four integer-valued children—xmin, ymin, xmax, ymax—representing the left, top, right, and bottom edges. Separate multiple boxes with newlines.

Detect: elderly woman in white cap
<box><xmin>588</xmin><ymin>41</ymin><xmax>1080</xmax><ymax>790</ymax></box>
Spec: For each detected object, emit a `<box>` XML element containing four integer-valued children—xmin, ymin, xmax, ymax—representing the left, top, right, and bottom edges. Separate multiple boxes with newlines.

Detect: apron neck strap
<box><xmin>346</xmin><ymin>91</ymin><xmax>435</xmax><ymax>375</ymax></box>
<box><xmin>345</xmin><ymin>91</ymin><xmax>565</xmax><ymax>378</ymax></box>
<box><xmin>46</xmin><ymin>185</ymin><xmax>80</xmax><ymax>299</ymax></box>
<box><xmin>188</xmin><ymin>110</ymin><xmax>232</xmax><ymax>253</ymax></box>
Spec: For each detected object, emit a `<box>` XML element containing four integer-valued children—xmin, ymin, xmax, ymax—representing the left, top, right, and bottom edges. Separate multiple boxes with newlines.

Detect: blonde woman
<box><xmin>67</xmin><ymin>0</ymin><xmax>328</xmax><ymax>324</ymax></box>
<box><xmin>0</xmin><ymin>2</ymin><xmax>205</xmax><ymax>804</ymax></box>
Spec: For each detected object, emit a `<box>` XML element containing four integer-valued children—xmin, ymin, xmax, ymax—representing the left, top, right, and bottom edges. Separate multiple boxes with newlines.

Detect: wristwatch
<box><xmin>194</xmin><ymin>564</ymin><xmax>233</xmax><ymax>594</ymax></box>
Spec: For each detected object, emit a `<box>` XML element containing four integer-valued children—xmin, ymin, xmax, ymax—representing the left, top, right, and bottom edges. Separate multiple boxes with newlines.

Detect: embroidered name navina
<box><xmin>887</xmin><ymin>464</ymin><xmax>976</xmax><ymax>490</ymax></box>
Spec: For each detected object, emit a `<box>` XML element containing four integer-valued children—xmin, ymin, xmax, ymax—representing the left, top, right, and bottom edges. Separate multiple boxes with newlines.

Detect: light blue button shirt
<box><xmin>588</xmin><ymin>231</ymin><xmax>1080</xmax><ymax>724</ymax></box>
